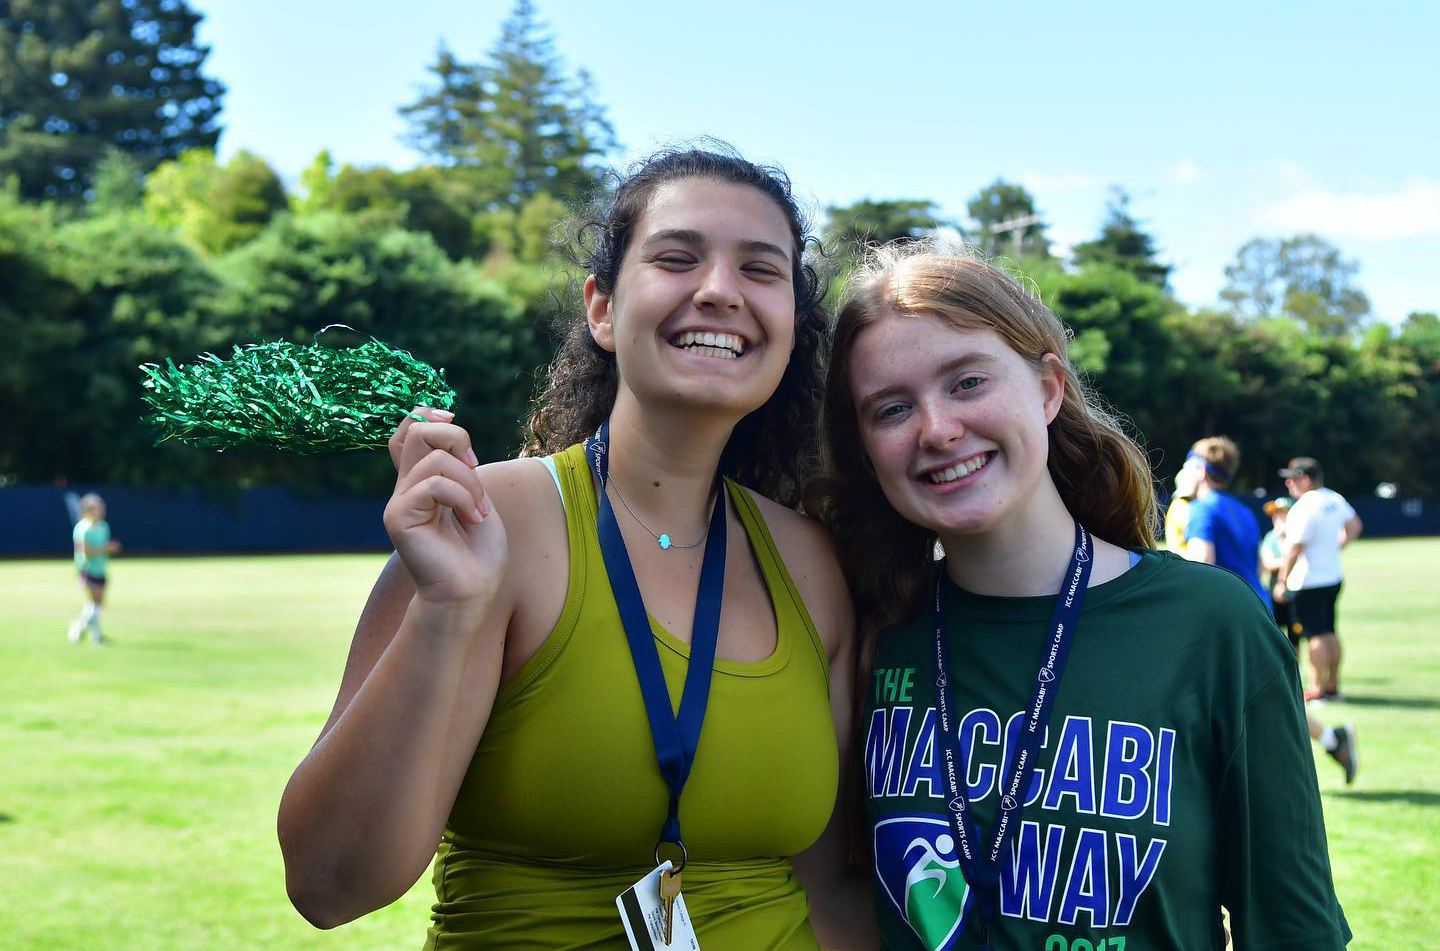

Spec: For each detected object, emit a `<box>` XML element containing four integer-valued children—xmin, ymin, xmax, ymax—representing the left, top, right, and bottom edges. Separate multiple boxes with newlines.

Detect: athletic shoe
<box><xmin>67</xmin><ymin>621</ymin><xmax>83</xmax><ymax>644</ymax></box>
<box><xmin>1323</xmin><ymin>690</ymin><xmax>1345</xmax><ymax>702</ymax></box>
<box><xmin>1327</xmin><ymin>725</ymin><xmax>1358</xmax><ymax>785</ymax></box>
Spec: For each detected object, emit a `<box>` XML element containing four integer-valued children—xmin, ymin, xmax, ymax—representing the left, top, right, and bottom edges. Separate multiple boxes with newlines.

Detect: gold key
<box><xmin>657</xmin><ymin>866</ymin><xmax>682</xmax><ymax>946</ymax></box>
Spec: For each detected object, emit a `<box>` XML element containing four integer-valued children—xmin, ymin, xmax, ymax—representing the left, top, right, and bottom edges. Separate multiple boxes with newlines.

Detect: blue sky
<box><xmin>194</xmin><ymin>0</ymin><xmax>1438</xmax><ymax>322</ymax></box>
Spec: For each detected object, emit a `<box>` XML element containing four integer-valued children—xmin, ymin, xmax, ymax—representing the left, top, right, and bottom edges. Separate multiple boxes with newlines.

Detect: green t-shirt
<box><xmin>73</xmin><ymin>518</ymin><xmax>110</xmax><ymax>578</ymax></box>
<box><xmin>863</xmin><ymin>549</ymin><xmax>1349</xmax><ymax>951</ymax></box>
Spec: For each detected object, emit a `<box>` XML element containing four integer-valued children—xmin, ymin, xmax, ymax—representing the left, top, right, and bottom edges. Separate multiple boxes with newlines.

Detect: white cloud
<box><xmin>1256</xmin><ymin>178</ymin><xmax>1440</xmax><ymax>240</ymax></box>
<box><xmin>1019</xmin><ymin>172</ymin><xmax>1105</xmax><ymax>193</ymax></box>
<box><xmin>1263</xmin><ymin>159</ymin><xmax>1322</xmax><ymax>190</ymax></box>
<box><xmin>1165</xmin><ymin>158</ymin><xmax>1203</xmax><ymax>186</ymax></box>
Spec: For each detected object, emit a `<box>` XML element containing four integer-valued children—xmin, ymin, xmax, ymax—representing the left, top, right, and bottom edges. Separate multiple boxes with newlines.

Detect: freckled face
<box><xmin>849</xmin><ymin>312</ymin><xmax>1063</xmax><ymax>539</ymax></box>
<box><xmin>587</xmin><ymin>178</ymin><xmax>797</xmax><ymax>417</ymax></box>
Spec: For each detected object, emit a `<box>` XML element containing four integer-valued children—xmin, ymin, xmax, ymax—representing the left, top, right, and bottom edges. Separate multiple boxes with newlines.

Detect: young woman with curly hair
<box><xmin>279</xmin><ymin>148</ymin><xmax>873</xmax><ymax>950</ymax></box>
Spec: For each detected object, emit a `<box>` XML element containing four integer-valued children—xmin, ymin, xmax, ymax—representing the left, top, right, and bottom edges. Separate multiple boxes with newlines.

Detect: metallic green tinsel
<box><xmin>140</xmin><ymin>337</ymin><xmax>457</xmax><ymax>453</ymax></box>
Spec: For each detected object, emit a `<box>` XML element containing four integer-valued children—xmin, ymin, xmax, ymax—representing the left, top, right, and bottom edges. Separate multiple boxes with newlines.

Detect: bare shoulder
<box><xmin>475</xmin><ymin>455</ymin><xmax>558</xmax><ymax>512</ymax></box>
<box><xmin>479</xmin><ymin>455</ymin><xmax>571</xmax><ymax>670</ymax></box>
<box><xmin>741</xmin><ymin>488</ymin><xmax>854</xmax><ymax>657</ymax></box>
<box><xmin>476</xmin><ymin>455</ymin><xmax>567</xmax><ymax>579</ymax></box>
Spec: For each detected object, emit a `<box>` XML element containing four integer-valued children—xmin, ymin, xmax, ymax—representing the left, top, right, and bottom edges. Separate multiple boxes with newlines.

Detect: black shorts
<box><xmin>1292</xmin><ymin>582</ymin><xmax>1342</xmax><ymax>638</ymax></box>
<box><xmin>78</xmin><ymin>571</ymin><xmax>107</xmax><ymax>588</ymax></box>
<box><xmin>1272</xmin><ymin>601</ymin><xmax>1299</xmax><ymax>648</ymax></box>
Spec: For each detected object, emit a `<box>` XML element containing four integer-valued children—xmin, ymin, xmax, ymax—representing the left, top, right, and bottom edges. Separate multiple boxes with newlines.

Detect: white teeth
<box><xmin>693</xmin><ymin>345</ymin><xmax>737</xmax><ymax>360</ymax></box>
<box><xmin>674</xmin><ymin>331</ymin><xmax>743</xmax><ymax>355</ymax></box>
<box><xmin>928</xmin><ymin>454</ymin><xmax>990</xmax><ymax>484</ymax></box>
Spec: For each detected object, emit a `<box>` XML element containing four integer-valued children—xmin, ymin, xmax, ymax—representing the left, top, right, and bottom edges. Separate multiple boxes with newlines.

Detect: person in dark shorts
<box><xmin>68</xmin><ymin>493</ymin><xmax>119</xmax><ymax>645</ymax></box>
<box><xmin>1276</xmin><ymin>457</ymin><xmax>1362</xmax><ymax>701</ymax></box>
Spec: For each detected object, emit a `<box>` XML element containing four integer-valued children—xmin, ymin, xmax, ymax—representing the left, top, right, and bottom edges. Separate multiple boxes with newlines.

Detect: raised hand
<box><xmin>382</xmin><ymin>407</ymin><xmax>508</xmax><ymax>605</ymax></box>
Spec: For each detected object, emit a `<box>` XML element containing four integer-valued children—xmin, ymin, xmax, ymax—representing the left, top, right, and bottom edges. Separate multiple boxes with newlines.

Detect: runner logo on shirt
<box><xmin>874</xmin><ymin>815</ymin><xmax>972</xmax><ymax>951</ymax></box>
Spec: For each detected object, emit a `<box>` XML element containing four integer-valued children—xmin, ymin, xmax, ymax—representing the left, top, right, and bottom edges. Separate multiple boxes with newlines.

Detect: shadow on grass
<box><xmin>1329</xmin><ymin>790</ymin><xmax>1440</xmax><ymax>806</ymax></box>
<box><xmin>0</xmin><ymin>813</ymin><xmax>13</xmax><ymax>823</ymax></box>
<box><xmin>1327</xmin><ymin>694</ymin><xmax>1440</xmax><ymax>710</ymax></box>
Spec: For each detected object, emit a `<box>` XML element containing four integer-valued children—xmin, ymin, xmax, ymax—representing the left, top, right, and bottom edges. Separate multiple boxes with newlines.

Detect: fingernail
<box><xmin>431</xmin><ymin>409</ymin><xmax>455</xmax><ymax>421</ymax></box>
<box><xmin>478</xmin><ymin>493</ymin><xmax>491</xmax><ymax>517</ymax></box>
<box><xmin>472</xmin><ymin>506</ymin><xmax>484</xmax><ymax>522</ymax></box>
<box><xmin>465</xmin><ymin>448</ymin><xmax>479</xmax><ymax>468</ymax></box>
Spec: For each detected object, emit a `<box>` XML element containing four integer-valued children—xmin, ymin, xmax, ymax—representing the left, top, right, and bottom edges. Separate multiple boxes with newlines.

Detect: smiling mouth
<box><xmin>925</xmin><ymin>452</ymin><xmax>994</xmax><ymax>484</ymax></box>
<box><xmin>670</xmin><ymin>330</ymin><xmax>746</xmax><ymax>360</ymax></box>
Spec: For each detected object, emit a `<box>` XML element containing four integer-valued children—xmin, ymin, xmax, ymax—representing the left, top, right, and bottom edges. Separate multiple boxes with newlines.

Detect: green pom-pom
<box><xmin>140</xmin><ymin>334</ymin><xmax>456</xmax><ymax>453</ymax></box>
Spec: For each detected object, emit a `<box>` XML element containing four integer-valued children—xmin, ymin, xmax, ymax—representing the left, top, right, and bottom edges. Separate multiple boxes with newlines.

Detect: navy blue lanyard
<box><xmin>933</xmin><ymin>522</ymin><xmax>1092</xmax><ymax>951</ymax></box>
<box><xmin>584</xmin><ymin>420</ymin><xmax>726</xmax><ymax>862</ymax></box>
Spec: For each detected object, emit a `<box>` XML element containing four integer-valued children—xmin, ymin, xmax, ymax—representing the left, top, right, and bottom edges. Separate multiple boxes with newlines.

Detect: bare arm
<box><xmin>769</xmin><ymin>505</ymin><xmax>878</xmax><ymax>950</ymax></box>
<box><xmin>1276</xmin><ymin>539</ymin><xmax>1304</xmax><ymax>591</ymax></box>
<box><xmin>1259</xmin><ymin>540</ymin><xmax>1285</xmax><ymax>574</ymax></box>
<box><xmin>1341</xmin><ymin>514</ymin><xmax>1363</xmax><ymax>546</ymax></box>
<box><xmin>277</xmin><ymin>412</ymin><xmax>516</xmax><ymax>928</ymax></box>
<box><xmin>792</xmin><ymin>622</ymin><xmax>879</xmax><ymax>950</ymax></box>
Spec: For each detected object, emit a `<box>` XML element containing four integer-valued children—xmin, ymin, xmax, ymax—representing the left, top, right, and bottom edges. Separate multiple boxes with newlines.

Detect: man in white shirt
<box><xmin>1276</xmin><ymin>457</ymin><xmax>1363</xmax><ymax>701</ymax></box>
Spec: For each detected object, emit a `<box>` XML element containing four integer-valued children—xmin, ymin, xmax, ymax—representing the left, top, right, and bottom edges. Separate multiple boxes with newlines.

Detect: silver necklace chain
<box><xmin>606</xmin><ymin>477</ymin><xmax>717</xmax><ymax>551</ymax></box>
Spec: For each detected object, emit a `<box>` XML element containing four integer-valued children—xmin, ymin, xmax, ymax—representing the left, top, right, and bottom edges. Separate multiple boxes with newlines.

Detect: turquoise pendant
<box><xmin>658</xmin><ymin>534</ymin><xmax>672</xmax><ymax>550</ymax></box>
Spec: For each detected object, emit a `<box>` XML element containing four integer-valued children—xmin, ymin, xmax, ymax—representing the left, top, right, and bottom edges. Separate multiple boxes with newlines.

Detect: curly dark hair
<box><xmin>522</xmin><ymin>144</ymin><xmax>828</xmax><ymax>507</ymax></box>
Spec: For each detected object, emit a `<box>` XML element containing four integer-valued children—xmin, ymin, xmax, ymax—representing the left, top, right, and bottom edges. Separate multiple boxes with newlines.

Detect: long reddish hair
<box><xmin>805</xmin><ymin>244</ymin><xmax>1158</xmax><ymax>639</ymax></box>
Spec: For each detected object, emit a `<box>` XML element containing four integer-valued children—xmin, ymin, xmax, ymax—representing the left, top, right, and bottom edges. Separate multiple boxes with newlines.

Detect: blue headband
<box><xmin>1186</xmin><ymin>451</ymin><xmax>1232</xmax><ymax>484</ymax></box>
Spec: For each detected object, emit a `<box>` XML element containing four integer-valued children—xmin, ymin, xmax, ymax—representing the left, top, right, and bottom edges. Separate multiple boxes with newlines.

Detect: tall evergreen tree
<box><xmin>1071</xmin><ymin>188</ymin><xmax>1172</xmax><ymax>287</ymax></box>
<box><xmin>0</xmin><ymin>0</ymin><xmax>225</xmax><ymax>200</ymax></box>
<box><xmin>398</xmin><ymin>0</ymin><xmax>616</xmax><ymax>210</ymax></box>
<box><xmin>823</xmin><ymin>198</ymin><xmax>954</xmax><ymax>262</ymax></box>
<box><xmin>967</xmin><ymin>179</ymin><xmax>1049</xmax><ymax>259</ymax></box>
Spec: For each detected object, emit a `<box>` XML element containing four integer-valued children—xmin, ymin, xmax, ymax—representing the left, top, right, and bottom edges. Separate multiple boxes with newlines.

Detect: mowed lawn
<box><xmin>2</xmin><ymin>539</ymin><xmax>1437</xmax><ymax>950</ymax></box>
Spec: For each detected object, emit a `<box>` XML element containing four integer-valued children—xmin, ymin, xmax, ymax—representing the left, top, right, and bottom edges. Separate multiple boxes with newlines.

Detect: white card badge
<box><xmin>615</xmin><ymin>860</ymin><xmax>701</xmax><ymax>951</ymax></box>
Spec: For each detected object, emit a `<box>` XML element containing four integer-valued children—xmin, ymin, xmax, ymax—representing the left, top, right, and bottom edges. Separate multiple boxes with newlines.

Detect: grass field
<box><xmin>2</xmin><ymin>540</ymin><xmax>1437</xmax><ymax>949</ymax></box>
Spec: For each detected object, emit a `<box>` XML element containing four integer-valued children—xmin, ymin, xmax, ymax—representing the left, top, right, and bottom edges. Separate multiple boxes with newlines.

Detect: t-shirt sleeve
<box><xmin>1286</xmin><ymin>499</ymin><xmax>1317</xmax><ymax>547</ymax></box>
<box><xmin>1186</xmin><ymin>500</ymin><xmax>1217</xmax><ymax>544</ymax></box>
<box><xmin>1216</xmin><ymin>658</ymin><xmax>1351</xmax><ymax>949</ymax></box>
<box><xmin>1338</xmin><ymin>495</ymin><xmax>1357</xmax><ymax>521</ymax></box>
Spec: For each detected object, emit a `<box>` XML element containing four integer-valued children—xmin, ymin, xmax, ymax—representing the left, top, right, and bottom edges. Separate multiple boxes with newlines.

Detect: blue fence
<box><xmin>1</xmin><ymin>484</ymin><xmax>391</xmax><ymax>556</ymax></box>
<box><xmin>3</xmin><ymin>484</ymin><xmax>1435</xmax><ymax>557</ymax></box>
<box><xmin>1238</xmin><ymin>495</ymin><xmax>1438</xmax><ymax>538</ymax></box>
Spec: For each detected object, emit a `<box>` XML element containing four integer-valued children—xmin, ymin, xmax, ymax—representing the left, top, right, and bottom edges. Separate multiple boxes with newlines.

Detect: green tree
<box><xmin>89</xmin><ymin>148</ymin><xmax>145</xmax><ymax>212</ymax></box>
<box><xmin>398</xmin><ymin>0</ymin><xmax>616</xmax><ymax>211</ymax></box>
<box><xmin>0</xmin><ymin>0</ymin><xmax>225</xmax><ymax>200</ymax></box>
<box><xmin>0</xmin><ymin>192</ymin><xmax>79</xmax><ymax>480</ymax></box>
<box><xmin>822</xmin><ymin>198</ymin><xmax>954</xmax><ymax>262</ymax></box>
<box><xmin>143</xmin><ymin>149</ymin><xmax>287</xmax><ymax>254</ymax></box>
<box><xmin>142</xmin><ymin>147</ymin><xmax>221</xmax><ymax>234</ymax></box>
<box><xmin>1071</xmin><ymin>188</ymin><xmax>1171</xmax><ymax>288</ymax></box>
<box><xmin>1220</xmin><ymin>234</ymin><xmax>1370</xmax><ymax>334</ymax></box>
<box><xmin>215</xmin><ymin>212</ymin><xmax>555</xmax><ymax>482</ymax></box>
<box><xmin>0</xmin><ymin>204</ymin><xmax>243</xmax><ymax>487</ymax></box>
<box><xmin>203</xmin><ymin>151</ymin><xmax>288</xmax><ymax>253</ymax></box>
<box><xmin>1027</xmin><ymin>263</ymin><xmax>1179</xmax><ymax>443</ymax></box>
<box><xmin>967</xmin><ymin>179</ymin><xmax>1049</xmax><ymax>259</ymax></box>
<box><xmin>299</xmin><ymin>161</ymin><xmax>479</xmax><ymax>261</ymax></box>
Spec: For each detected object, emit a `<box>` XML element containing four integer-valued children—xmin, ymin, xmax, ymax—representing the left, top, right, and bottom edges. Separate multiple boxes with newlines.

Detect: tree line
<box><xmin>2</xmin><ymin>0</ymin><xmax>1437</xmax><ymax>500</ymax></box>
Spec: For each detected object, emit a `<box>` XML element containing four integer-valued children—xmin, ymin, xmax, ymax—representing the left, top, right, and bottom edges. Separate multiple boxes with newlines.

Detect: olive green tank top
<box><xmin>424</xmin><ymin>443</ymin><xmax>838</xmax><ymax>950</ymax></box>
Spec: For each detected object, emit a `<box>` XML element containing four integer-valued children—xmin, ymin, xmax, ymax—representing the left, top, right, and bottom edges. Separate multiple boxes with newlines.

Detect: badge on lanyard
<box><xmin>587</xmin><ymin>420</ymin><xmax>723</xmax><ymax>949</ymax></box>
<box><xmin>616</xmin><ymin>860</ymin><xmax>701</xmax><ymax>951</ymax></box>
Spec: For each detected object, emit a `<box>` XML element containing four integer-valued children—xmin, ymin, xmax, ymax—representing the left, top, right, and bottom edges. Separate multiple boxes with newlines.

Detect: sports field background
<box><xmin>2</xmin><ymin>539</ymin><xmax>1436</xmax><ymax>950</ymax></box>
